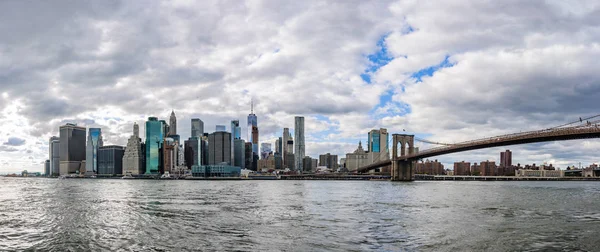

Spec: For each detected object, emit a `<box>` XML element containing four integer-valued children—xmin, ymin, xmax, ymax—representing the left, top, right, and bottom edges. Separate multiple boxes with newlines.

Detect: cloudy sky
<box><xmin>2</xmin><ymin>0</ymin><xmax>600</xmax><ymax>173</ymax></box>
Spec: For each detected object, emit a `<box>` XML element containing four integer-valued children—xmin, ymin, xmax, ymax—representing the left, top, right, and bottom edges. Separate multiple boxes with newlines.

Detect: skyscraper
<box><xmin>231</xmin><ymin>120</ymin><xmax>241</xmax><ymax>162</ymax></box>
<box><xmin>59</xmin><ymin>123</ymin><xmax>86</xmax><ymax>175</ymax></box>
<box><xmin>282</xmin><ymin>128</ymin><xmax>290</xmax><ymax>167</ymax></box>
<box><xmin>208</xmin><ymin>131</ymin><xmax>232</xmax><ymax>165</ymax></box>
<box><xmin>163</xmin><ymin>138</ymin><xmax>177</xmax><ymax>174</ymax></box>
<box><xmin>145</xmin><ymin>117</ymin><xmax>164</xmax><ymax>174</ymax></box>
<box><xmin>234</xmin><ymin>138</ymin><xmax>245</xmax><ymax>169</ymax></box>
<box><xmin>98</xmin><ymin>145</ymin><xmax>125</xmax><ymax>175</ymax></box>
<box><xmin>85</xmin><ymin>128</ymin><xmax>103</xmax><ymax>175</ymax></box>
<box><xmin>49</xmin><ymin>136</ymin><xmax>60</xmax><ymax>176</ymax></box>
<box><xmin>500</xmin><ymin>150</ymin><xmax>512</xmax><ymax>167</ymax></box>
<box><xmin>44</xmin><ymin>160</ymin><xmax>50</xmax><ymax>176</ymax></box>
<box><xmin>294</xmin><ymin>116</ymin><xmax>305</xmax><ymax>172</ymax></box>
<box><xmin>123</xmin><ymin>122</ymin><xmax>144</xmax><ymax>175</ymax></box>
<box><xmin>251</xmin><ymin>126</ymin><xmax>259</xmax><ymax>154</ymax></box>
<box><xmin>247</xmin><ymin>101</ymin><xmax>258</xmax><ymax>155</ymax></box>
<box><xmin>261</xmin><ymin>143</ymin><xmax>271</xmax><ymax>159</ymax></box>
<box><xmin>367</xmin><ymin>128</ymin><xmax>390</xmax><ymax>164</ymax></box>
<box><xmin>191</xmin><ymin>118</ymin><xmax>204</xmax><ymax>138</ymax></box>
<box><xmin>169</xmin><ymin>110</ymin><xmax>177</xmax><ymax>136</ymax></box>
<box><xmin>184</xmin><ymin>137</ymin><xmax>199</xmax><ymax>169</ymax></box>
<box><xmin>319</xmin><ymin>153</ymin><xmax>339</xmax><ymax>170</ymax></box>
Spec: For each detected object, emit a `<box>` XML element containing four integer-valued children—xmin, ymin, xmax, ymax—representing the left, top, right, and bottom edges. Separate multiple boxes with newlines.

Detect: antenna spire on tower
<box><xmin>251</xmin><ymin>98</ymin><xmax>254</xmax><ymax>114</ymax></box>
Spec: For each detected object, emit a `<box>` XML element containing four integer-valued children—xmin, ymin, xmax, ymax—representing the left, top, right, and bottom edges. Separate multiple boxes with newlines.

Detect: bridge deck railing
<box><xmin>401</xmin><ymin>125</ymin><xmax>600</xmax><ymax>160</ymax></box>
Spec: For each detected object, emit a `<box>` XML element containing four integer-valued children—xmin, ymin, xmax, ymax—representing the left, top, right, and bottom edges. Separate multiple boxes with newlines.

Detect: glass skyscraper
<box><xmin>85</xmin><ymin>128</ymin><xmax>103</xmax><ymax>174</ymax></box>
<box><xmin>368</xmin><ymin>129</ymin><xmax>389</xmax><ymax>153</ymax></box>
<box><xmin>145</xmin><ymin>117</ymin><xmax>164</xmax><ymax>174</ymax></box>
<box><xmin>231</xmin><ymin>120</ymin><xmax>241</xmax><ymax>162</ymax></box>
<box><xmin>247</xmin><ymin>102</ymin><xmax>258</xmax><ymax>155</ymax></box>
<box><xmin>191</xmin><ymin>118</ymin><xmax>204</xmax><ymax>138</ymax></box>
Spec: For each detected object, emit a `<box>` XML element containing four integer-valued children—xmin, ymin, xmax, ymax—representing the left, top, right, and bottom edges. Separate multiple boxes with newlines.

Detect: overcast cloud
<box><xmin>1</xmin><ymin>0</ymin><xmax>600</xmax><ymax>173</ymax></box>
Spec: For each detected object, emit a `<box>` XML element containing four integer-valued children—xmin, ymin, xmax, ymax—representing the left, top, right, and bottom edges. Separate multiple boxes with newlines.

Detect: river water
<box><xmin>1</xmin><ymin>177</ymin><xmax>599</xmax><ymax>251</ymax></box>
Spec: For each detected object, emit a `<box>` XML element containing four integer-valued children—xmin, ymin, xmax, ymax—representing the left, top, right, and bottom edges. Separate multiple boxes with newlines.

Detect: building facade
<box><xmin>123</xmin><ymin>123</ymin><xmax>144</xmax><ymax>175</ymax></box>
<box><xmin>208</xmin><ymin>131</ymin><xmax>232</xmax><ymax>165</ymax></box>
<box><xmin>500</xmin><ymin>150</ymin><xmax>512</xmax><ymax>168</ymax></box>
<box><xmin>191</xmin><ymin>118</ymin><xmax>204</xmax><ymax>138</ymax></box>
<box><xmin>294</xmin><ymin>116</ymin><xmax>305</xmax><ymax>172</ymax></box>
<box><xmin>145</xmin><ymin>117</ymin><xmax>164</xmax><ymax>174</ymax></box>
<box><xmin>169</xmin><ymin>110</ymin><xmax>177</xmax><ymax>135</ymax></box>
<box><xmin>85</xmin><ymin>128</ymin><xmax>103</xmax><ymax>174</ymax></box>
<box><xmin>453</xmin><ymin>161</ymin><xmax>471</xmax><ymax>176</ymax></box>
<box><xmin>367</xmin><ymin>128</ymin><xmax>390</xmax><ymax>164</ymax></box>
<box><xmin>247</xmin><ymin>103</ymin><xmax>258</xmax><ymax>155</ymax></box>
<box><xmin>192</xmin><ymin>164</ymin><xmax>241</xmax><ymax>177</ymax></box>
<box><xmin>98</xmin><ymin>145</ymin><xmax>125</xmax><ymax>175</ymax></box>
<box><xmin>234</xmin><ymin>138</ymin><xmax>245</xmax><ymax>169</ymax></box>
<box><xmin>49</xmin><ymin>136</ymin><xmax>60</xmax><ymax>176</ymax></box>
<box><xmin>345</xmin><ymin>141</ymin><xmax>369</xmax><ymax>171</ymax></box>
<box><xmin>59</xmin><ymin>124</ymin><xmax>86</xmax><ymax>175</ymax></box>
<box><xmin>260</xmin><ymin>143</ymin><xmax>271</xmax><ymax>159</ymax></box>
<box><xmin>319</xmin><ymin>153</ymin><xmax>339</xmax><ymax>170</ymax></box>
<box><xmin>416</xmin><ymin>159</ymin><xmax>445</xmax><ymax>175</ymax></box>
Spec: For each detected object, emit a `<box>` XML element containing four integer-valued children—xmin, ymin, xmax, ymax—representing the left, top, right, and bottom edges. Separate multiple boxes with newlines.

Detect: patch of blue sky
<box><xmin>361</xmin><ymin>34</ymin><xmax>394</xmax><ymax>84</ymax></box>
<box><xmin>411</xmin><ymin>55</ymin><xmax>455</xmax><ymax>82</ymax></box>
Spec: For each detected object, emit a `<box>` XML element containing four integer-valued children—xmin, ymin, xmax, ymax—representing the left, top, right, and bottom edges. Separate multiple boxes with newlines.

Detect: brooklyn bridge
<box><xmin>358</xmin><ymin>115</ymin><xmax>600</xmax><ymax>181</ymax></box>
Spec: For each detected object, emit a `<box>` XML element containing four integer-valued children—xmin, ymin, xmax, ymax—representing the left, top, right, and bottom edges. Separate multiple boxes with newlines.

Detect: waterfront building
<box><xmin>367</xmin><ymin>128</ymin><xmax>390</xmax><ymax>164</ymax></box>
<box><xmin>244</xmin><ymin>142</ymin><xmax>253</xmax><ymax>170</ymax></box>
<box><xmin>453</xmin><ymin>161</ymin><xmax>471</xmax><ymax>176</ymax></box>
<box><xmin>44</xmin><ymin>160</ymin><xmax>50</xmax><ymax>176</ymax></box>
<box><xmin>169</xmin><ymin>110</ymin><xmax>177</xmax><ymax>135</ymax></box>
<box><xmin>415</xmin><ymin>159</ymin><xmax>445</xmax><ymax>175</ymax></box>
<box><xmin>480</xmin><ymin>160</ymin><xmax>496</xmax><ymax>176</ymax></box>
<box><xmin>191</xmin><ymin>118</ymin><xmax>204</xmax><ymax>138</ymax></box>
<box><xmin>123</xmin><ymin>123</ymin><xmax>144</xmax><ymax>175</ymax></box>
<box><xmin>516</xmin><ymin>169</ymin><xmax>563</xmax><ymax>177</ymax></box>
<box><xmin>500</xmin><ymin>150</ymin><xmax>512</xmax><ymax>168</ymax></box>
<box><xmin>258</xmin><ymin>153</ymin><xmax>276</xmax><ymax>170</ymax></box>
<box><xmin>191</xmin><ymin>164</ymin><xmax>241</xmax><ymax>177</ymax></box>
<box><xmin>49</xmin><ymin>136</ymin><xmax>60</xmax><ymax>176</ymax></box>
<box><xmin>302</xmin><ymin>156</ymin><xmax>313</xmax><ymax>172</ymax></box>
<box><xmin>286</xmin><ymin>138</ymin><xmax>293</xmax><ymax>167</ymax></box>
<box><xmin>234</xmin><ymin>138</ymin><xmax>245</xmax><ymax>169</ymax></box>
<box><xmin>294</xmin><ymin>116</ymin><xmax>305</xmax><ymax>172</ymax></box>
<box><xmin>286</xmin><ymin>153</ymin><xmax>295</xmax><ymax>170</ymax></box>
<box><xmin>208</xmin><ymin>131</ymin><xmax>232</xmax><ymax>165</ymax></box>
<box><xmin>145</xmin><ymin>117</ymin><xmax>164</xmax><ymax>174</ymax></box>
<box><xmin>319</xmin><ymin>153</ymin><xmax>339</xmax><ymax>170</ymax></box>
<box><xmin>59</xmin><ymin>123</ymin><xmax>86</xmax><ymax>175</ymax></box>
<box><xmin>163</xmin><ymin>138</ymin><xmax>177</xmax><ymax>174</ymax></box>
<box><xmin>97</xmin><ymin>145</ymin><xmax>125</xmax><ymax>176</ymax></box>
<box><xmin>345</xmin><ymin>141</ymin><xmax>369</xmax><ymax>171</ymax></box>
<box><xmin>184</xmin><ymin>137</ymin><xmax>200</xmax><ymax>169</ymax></box>
<box><xmin>85</xmin><ymin>128</ymin><xmax>103</xmax><ymax>175</ymax></box>
<box><xmin>274</xmin><ymin>152</ymin><xmax>282</xmax><ymax>169</ymax></box>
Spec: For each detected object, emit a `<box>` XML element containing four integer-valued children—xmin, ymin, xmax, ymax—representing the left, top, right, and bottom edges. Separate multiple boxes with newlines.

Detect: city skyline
<box><xmin>2</xmin><ymin>1</ymin><xmax>600</xmax><ymax>173</ymax></box>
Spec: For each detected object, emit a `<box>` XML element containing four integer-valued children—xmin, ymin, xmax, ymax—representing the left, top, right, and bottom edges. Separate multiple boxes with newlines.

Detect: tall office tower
<box><xmin>247</xmin><ymin>101</ymin><xmax>258</xmax><ymax>153</ymax></box>
<box><xmin>275</xmin><ymin>137</ymin><xmax>282</xmax><ymax>154</ymax></box>
<box><xmin>145</xmin><ymin>117</ymin><xmax>164</xmax><ymax>174</ymax></box>
<box><xmin>59</xmin><ymin>123</ymin><xmax>86</xmax><ymax>175</ymax></box>
<box><xmin>184</xmin><ymin>137</ymin><xmax>199</xmax><ymax>169</ymax></box>
<box><xmin>85</xmin><ymin>128</ymin><xmax>103</xmax><ymax>175</ymax></box>
<box><xmin>282</xmin><ymin>128</ymin><xmax>290</xmax><ymax>167</ymax></box>
<box><xmin>169</xmin><ymin>110</ymin><xmax>177</xmax><ymax>135</ymax></box>
<box><xmin>208</xmin><ymin>131</ymin><xmax>232</xmax><ymax>165</ymax></box>
<box><xmin>216</xmin><ymin>125</ymin><xmax>226</xmax><ymax>132</ymax></box>
<box><xmin>261</xmin><ymin>143</ymin><xmax>272</xmax><ymax>159</ymax></box>
<box><xmin>294</xmin><ymin>116</ymin><xmax>305</xmax><ymax>172</ymax></box>
<box><xmin>163</xmin><ymin>138</ymin><xmax>177</xmax><ymax>174</ymax></box>
<box><xmin>191</xmin><ymin>118</ymin><xmax>204</xmax><ymax>138</ymax></box>
<box><xmin>244</xmin><ymin>142</ymin><xmax>253</xmax><ymax>170</ymax></box>
<box><xmin>274</xmin><ymin>152</ymin><xmax>282</xmax><ymax>169</ymax></box>
<box><xmin>231</xmin><ymin>120</ymin><xmax>241</xmax><ymax>161</ymax></box>
<box><xmin>500</xmin><ymin>150</ymin><xmax>512</xmax><ymax>167</ymax></box>
<box><xmin>49</xmin><ymin>136</ymin><xmax>60</xmax><ymax>176</ymax></box>
<box><xmin>97</xmin><ymin>145</ymin><xmax>125</xmax><ymax>175</ymax></box>
<box><xmin>285</xmin><ymin>153</ymin><xmax>295</xmax><ymax>170</ymax></box>
<box><xmin>251</xmin><ymin>126</ymin><xmax>259</xmax><ymax>154</ymax></box>
<box><xmin>44</xmin><ymin>160</ymin><xmax>50</xmax><ymax>176</ymax></box>
<box><xmin>234</xmin><ymin>139</ymin><xmax>245</xmax><ymax>169</ymax></box>
<box><xmin>303</xmin><ymin>156</ymin><xmax>313</xmax><ymax>172</ymax></box>
<box><xmin>160</xmin><ymin>120</ymin><xmax>169</xmax><ymax>137</ymax></box>
<box><xmin>367</xmin><ymin>128</ymin><xmax>390</xmax><ymax>163</ymax></box>
<box><xmin>123</xmin><ymin>123</ymin><xmax>144</xmax><ymax>175</ymax></box>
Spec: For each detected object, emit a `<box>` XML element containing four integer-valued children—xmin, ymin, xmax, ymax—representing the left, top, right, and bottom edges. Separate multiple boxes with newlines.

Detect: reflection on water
<box><xmin>1</xmin><ymin>177</ymin><xmax>599</xmax><ymax>251</ymax></box>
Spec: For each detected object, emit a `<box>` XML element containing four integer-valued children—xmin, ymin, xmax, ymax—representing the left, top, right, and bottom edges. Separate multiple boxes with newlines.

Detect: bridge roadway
<box><xmin>358</xmin><ymin>125</ymin><xmax>600</xmax><ymax>173</ymax></box>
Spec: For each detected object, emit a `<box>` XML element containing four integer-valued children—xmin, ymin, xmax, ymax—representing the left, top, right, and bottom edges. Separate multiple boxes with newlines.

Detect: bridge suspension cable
<box><xmin>549</xmin><ymin>114</ymin><xmax>600</xmax><ymax>129</ymax></box>
<box><xmin>414</xmin><ymin>137</ymin><xmax>454</xmax><ymax>146</ymax></box>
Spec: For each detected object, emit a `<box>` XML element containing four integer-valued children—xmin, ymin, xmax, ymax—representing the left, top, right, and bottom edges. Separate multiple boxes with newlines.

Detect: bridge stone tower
<box><xmin>391</xmin><ymin>134</ymin><xmax>415</xmax><ymax>181</ymax></box>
